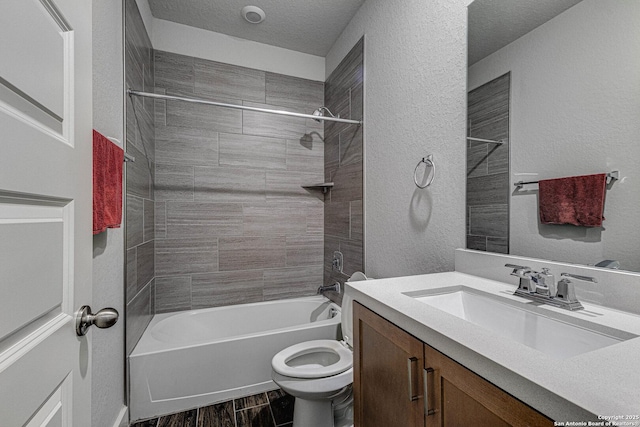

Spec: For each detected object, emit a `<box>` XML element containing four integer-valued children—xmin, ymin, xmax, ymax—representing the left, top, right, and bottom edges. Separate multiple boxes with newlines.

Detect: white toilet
<box><xmin>271</xmin><ymin>272</ymin><xmax>369</xmax><ymax>427</ymax></box>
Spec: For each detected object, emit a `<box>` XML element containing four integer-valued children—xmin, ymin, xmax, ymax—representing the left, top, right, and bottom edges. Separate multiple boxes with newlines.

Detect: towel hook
<box><xmin>414</xmin><ymin>154</ymin><xmax>435</xmax><ymax>189</ymax></box>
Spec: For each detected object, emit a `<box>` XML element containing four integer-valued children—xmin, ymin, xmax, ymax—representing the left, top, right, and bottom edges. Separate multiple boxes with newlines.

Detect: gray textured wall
<box><xmin>91</xmin><ymin>1</ymin><xmax>125</xmax><ymax>425</ymax></box>
<box><xmin>326</xmin><ymin>0</ymin><xmax>469</xmax><ymax>278</ymax></box>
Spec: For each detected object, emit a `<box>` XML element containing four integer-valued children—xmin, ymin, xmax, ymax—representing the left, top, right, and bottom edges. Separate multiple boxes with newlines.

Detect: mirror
<box><xmin>466</xmin><ymin>0</ymin><xmax>640</xmax><ymax>272</ymax></box>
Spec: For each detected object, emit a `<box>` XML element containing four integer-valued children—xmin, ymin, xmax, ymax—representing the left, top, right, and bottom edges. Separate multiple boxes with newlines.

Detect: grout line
<box><xmin>235</xmin><ymin>393</ymin><xmax>270</xmax><ymax>411</ymax></box>
<box><xmin>233</xmin><ymin>398</ymin><xmax>238</xmax><ymax>427</ymax></box>
<box><xmin>265</xmin><ymin>392</ymin><xmax>278</xmax><ymax>427</ymax></box>
<box><xmin>235</xmin><ymin>402</ymin><xmax>272</xmax><ymax>412</ymax></box>
<box><xmin>268</xmin><ymin>403</ymin><xmax>278</xmax><ymax>427</ymax></box>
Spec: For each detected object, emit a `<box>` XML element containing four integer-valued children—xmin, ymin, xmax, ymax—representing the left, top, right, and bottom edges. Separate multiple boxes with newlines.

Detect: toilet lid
<box><xmin>272</xmin><ymin>339</ymin><xmax>353</xmax><ymax>379</ymax></box>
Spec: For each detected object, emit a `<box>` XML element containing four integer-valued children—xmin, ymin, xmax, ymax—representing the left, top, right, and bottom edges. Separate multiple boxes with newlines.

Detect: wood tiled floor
<box><xmin>130</xmin><ymin>389</ymin><xmax>294</xmax><ymax>427</ymax></box>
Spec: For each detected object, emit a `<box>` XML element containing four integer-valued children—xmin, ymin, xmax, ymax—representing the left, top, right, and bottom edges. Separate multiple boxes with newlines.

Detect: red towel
<box><xmin>93</xmin><ymin>130</ymin><xmax>124</xmax><ymax>234</ymax></box>
<box><xmin>538</xmin><ymin>173</ymin><xmax>607</xmax><ymax>227</ymax></box>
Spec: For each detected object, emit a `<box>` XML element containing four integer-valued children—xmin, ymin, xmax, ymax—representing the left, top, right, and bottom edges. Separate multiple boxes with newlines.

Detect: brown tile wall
<box><xmin>125</xmin><ymin>0</ymin><xmax>156</xmax><ymax>356</ymax></box>
<box><xmin>153</xmin><ymin>50</ymin><xmax>325</xmax><ymax>313</ymax></box>
<box><xmin>323</xmin><ymin>38</ymin><xmax>365</xmax><ymax>302</ymax></box>
<box><xmin>466</xmin><ymin>73</ymin><xmax>510</xmax><ymax>254</ymax></box>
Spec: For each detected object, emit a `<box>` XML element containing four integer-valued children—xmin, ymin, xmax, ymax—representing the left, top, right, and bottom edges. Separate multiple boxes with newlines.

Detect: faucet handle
<box><xmin>560</xmin><ymin>273</ymin><xmax>597</xmax><ymax>283</ymax></box>
<box><xmin>556</xmin><ymin>273</ymin><xmax>596</xmax><ymax>306</ymax></box>
<box><xmin>505</xmin><ymin>264</ymin><xmax>536</xmax><ymax>293</ymax></box>
<box><xmin>505</xmin><ymin>263</ymin><xmax>530</xmax><ymax>270</ymax></box>
<box><xmin>504</xmin><ymin>264</ymin><xmax>531</xmax><ymax>276</ymax></box>
<box><xmin>505</xmin><ymin>263</ymin><xmax>532</xmax><ymax>278</ymax></box>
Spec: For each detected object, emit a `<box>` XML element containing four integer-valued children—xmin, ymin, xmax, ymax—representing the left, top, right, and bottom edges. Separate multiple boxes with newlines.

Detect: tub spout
<box><xmin>317</xmin><ymin>282</ymin><xmax>341</xmax><ymax>295</ymax></box>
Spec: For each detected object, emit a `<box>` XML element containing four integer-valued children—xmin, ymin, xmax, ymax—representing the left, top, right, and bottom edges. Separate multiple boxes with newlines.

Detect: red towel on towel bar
<box><xmin>93</xmin><ymin>130</ymin><xmax>124</xmax><ymax>234</ymax></box>
<box><xmin>538</xmin><ymin>173</ymin><xmax>607</xmax><ymax>227</ymax></box>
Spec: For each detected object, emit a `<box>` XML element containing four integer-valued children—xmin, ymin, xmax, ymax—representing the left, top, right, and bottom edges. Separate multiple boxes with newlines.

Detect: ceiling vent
<box><xmin>242</xmin><ymin>6</ymin><xmax>265</xmax><ymax>24</ymax></box>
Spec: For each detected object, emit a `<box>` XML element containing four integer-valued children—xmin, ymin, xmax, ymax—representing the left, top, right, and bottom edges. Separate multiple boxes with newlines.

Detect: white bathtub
<box><xmin>129</xmin><ymin>295</ymin><xmax>341</xmax><ymax>422</ymax></box>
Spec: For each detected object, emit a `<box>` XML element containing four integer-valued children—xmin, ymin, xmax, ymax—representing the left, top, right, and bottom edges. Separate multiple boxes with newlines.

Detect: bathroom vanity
<box><xmin>347</xmin><ymin>253</ymin><xmax>640</xmax><ymax>425</ymax></box>
<box><xmin>353</xmin><ymin>302</ymin><xmax>552</xmax><ymax>426</ymax></box>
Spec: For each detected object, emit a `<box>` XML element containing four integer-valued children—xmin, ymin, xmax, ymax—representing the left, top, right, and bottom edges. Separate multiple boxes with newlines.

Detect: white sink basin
<box><xmin>407</xmin><ymin>287</ymin><xmax>630</xmax><ymax>359</ymax></box>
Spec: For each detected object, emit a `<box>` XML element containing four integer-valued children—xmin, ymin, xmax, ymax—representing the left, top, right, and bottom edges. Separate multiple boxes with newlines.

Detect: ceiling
<box><xmin>147</xmin><ymin>0</ymin><xmax>585</xmax><ymax>62</ymax></box>
<box><xmin>147</xmin><ymin>0</ymin><xmax>366</xmax><ymax>57</ymax></box>
<box><xmin>468</xmin><ymin>0</ymin><xmax>584</xmax><ymax>66</ymax></box>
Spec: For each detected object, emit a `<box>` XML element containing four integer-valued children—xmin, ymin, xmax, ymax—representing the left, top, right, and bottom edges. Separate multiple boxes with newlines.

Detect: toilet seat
<box><xmin>272</xmin><ymin>367</ymin><xmax>353</xmax><ymax>400</ymax></box>
<box><xmin>272</xmin><ymin>339</ymin><xmax>353</xmax><ymax>379</ymax></box>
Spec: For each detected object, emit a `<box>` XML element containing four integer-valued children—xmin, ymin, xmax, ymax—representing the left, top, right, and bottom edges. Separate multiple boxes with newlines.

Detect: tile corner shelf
<box><xmin>303</xmin><ymin>182</ymin><xmax>334</xmax><ymax>194</ymax></box>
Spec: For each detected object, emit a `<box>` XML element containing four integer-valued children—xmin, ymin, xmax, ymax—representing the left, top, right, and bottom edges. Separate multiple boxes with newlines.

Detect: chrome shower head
<box><xmin>311</xmin><ymin>106</ymin><xmax>337</xmax><ymax>122</ymax></box>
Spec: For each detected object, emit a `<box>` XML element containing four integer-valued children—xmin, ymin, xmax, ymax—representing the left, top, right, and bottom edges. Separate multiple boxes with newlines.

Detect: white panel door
<box><xmin>0</xmin><ymin>0</ymin><xmax>93</xmax><ymax>426</ymax></box>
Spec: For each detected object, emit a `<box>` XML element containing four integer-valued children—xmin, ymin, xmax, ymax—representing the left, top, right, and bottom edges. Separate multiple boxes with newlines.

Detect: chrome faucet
<box><xmin>504</xmin><ymin>264</ymin><xmax>596</xmax><ymax>311</ymax></box>
<box><xmin>317</xmin><ymin>282</ymin><xmax>341</xmax><ymax>295</ymax></box>
<box><xmin>530</xmin><ymin>268</ymin><xmax>555</xmax><ymax>297</ymax></box>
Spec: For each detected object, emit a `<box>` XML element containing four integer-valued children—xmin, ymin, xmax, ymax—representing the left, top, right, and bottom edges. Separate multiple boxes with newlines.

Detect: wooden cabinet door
<box><xmin>424</xmin><ymin>345</ymin><xmax>553</xmax><ymax>427</ymax></box>
<box><xmin>354</xmin><ymin>302</ymin><xmax>425</xmax><ymax>427</ymax></box>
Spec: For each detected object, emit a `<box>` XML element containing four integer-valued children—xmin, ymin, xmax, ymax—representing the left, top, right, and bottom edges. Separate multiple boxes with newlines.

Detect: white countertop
<box><xmin>346</xmin><ymin>271</ymin><xmax>640</xmax><ymax>422</ymax></box>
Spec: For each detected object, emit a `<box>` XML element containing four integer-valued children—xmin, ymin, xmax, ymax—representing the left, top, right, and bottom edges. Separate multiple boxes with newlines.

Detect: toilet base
<box><xmin>291</xmin><ymin>386</ymin><xmax>353</xmax><ymax>427</ymax></box>
<box><xmin>332</xmin><ymin>386</ymin><xmax>353</xmax><ymax>427</ymax></box>
<box><xmin>292</xmin><ymin>398</ymin><xmax>333</xmax><ymax>427</ymax></box>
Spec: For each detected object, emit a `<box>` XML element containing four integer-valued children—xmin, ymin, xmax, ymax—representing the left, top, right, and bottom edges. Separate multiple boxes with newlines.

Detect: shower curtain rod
<box><xmin>466</xmin><ymin>136</ymin><xmax>505</xmax><ymax>145</ymax></box>
<box><xmin>127</xmin><ymin>89</ymin><xmax>363</xmax><ymax>125</ymax></box>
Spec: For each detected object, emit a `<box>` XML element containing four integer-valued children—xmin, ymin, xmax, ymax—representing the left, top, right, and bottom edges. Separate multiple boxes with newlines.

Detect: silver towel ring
<box><xmin>414</xmin><ymin>154</ymin><xmax>435</xmax><ymax>188</ymax></box>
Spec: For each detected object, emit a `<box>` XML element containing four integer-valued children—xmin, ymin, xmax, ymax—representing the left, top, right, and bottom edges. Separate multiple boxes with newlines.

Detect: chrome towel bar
<box><xmin>514</xmin><ymin>171</ymin><xmax>619</xmax><ymax>188</ymax></box>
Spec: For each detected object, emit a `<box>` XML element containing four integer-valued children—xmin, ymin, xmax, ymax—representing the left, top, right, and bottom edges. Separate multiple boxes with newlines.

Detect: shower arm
<box><xmin>127</xmin><ymin>89</ymin><xmax>363</xmax><ymax>125</ymax></box>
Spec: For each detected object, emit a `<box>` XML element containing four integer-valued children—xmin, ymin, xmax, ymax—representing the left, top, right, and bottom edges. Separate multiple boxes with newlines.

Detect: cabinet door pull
<box><xmin>407</xmin><ymin>357</ymin><xmax>421</xmax><ymax>401</ymax></box>
<box><xmin>424</xmin><ymin>367</ymin><xmax>435</xmax><ymax>416</ymax></box>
